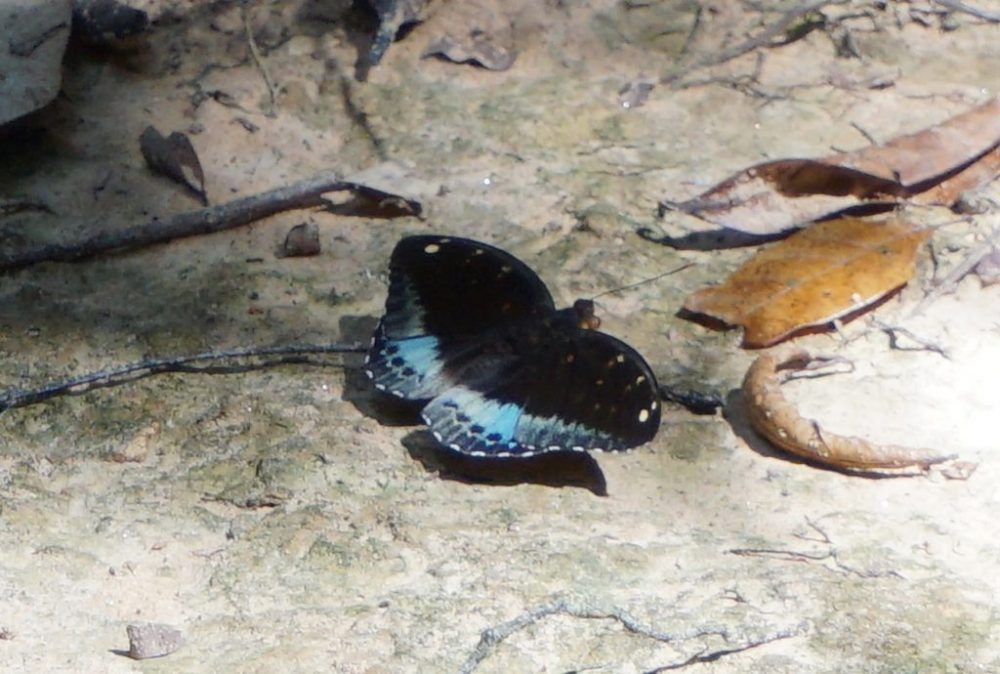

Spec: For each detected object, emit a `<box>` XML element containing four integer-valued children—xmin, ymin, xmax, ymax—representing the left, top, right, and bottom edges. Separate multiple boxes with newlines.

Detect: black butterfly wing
<box><xmin>422</xmin><ymin>317</ymin><xmax>661</xmax><ymax>457</ymax></box>
<box><xmin>365</xmin><ymin>235</ymin><xmax>556</xmax><ymax>400</ymax></box>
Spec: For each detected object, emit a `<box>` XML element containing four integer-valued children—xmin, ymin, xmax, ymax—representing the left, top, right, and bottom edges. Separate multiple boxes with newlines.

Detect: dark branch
<box><xmin>0</xmin><ymin>343</ymin><xmax>364</xmax><ymax>413</ymax></box>
<box><xmin>0</xmin><ymin>170</ymin><xmax>348</xmax><ymax>272</ymax></box>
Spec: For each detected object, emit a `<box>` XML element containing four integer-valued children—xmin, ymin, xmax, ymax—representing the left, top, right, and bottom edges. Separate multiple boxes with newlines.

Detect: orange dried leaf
<box><xmin>683</xmin><ymin>217</ymin><xmax>931</xmax><ymax>347</ymax></box>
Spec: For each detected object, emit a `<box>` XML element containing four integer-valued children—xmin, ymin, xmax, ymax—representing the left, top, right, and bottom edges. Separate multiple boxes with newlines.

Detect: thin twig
<box><xmin>329</xmin><ymin>57</ymin><xmax>389</xmax><ymax>161</ymax></box>
<box><xmin>242</xmin><ymin>3</ymin><xmax>278</xmax><ymax>117</ymax></box>
<box><xmin>933</xmin><ymin>0</ymin><xmax>1000</xmax><ymax>21</ymax></box>
<box><xmin>871</xmin><ymin>318</ymin><xmax>951</xmax><ymax>359</ymax></box>
<box><xmin>850</xmin><ymin>121</ymin><xmax>878</xmax><ymax>146</ymax></box>
<box><xmin>456</xmin><ymin>596</ymin><xmax>806</xmax><ymax>674</ymax></box>
<box><xmin>663</xmin><ymin>0</ymin><xmax>848</xmax><ymax>86</ymax></box>
<box><xmin>647</xmin><ymin>628</ymin><xmax>801</xmax><ymax>672</ymax></box>
<box><xmin>910</xmin><ymin>226</ymin><xmax>1000</xmax><ymax>316</ymax></box>
<box><xmin>0</xmin><ymin>343</ymin><xmax>364</xmax><ymax>413</ymax></box>
<box><xmin>0</xmin><ymin>170</ymin><xmax>347</xmax><ymax>272</ymax></box>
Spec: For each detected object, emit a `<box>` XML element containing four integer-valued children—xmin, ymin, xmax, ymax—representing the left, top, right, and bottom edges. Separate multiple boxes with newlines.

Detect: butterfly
<box><xmin>364</xmin><ymin>235</ymin><xmax>661</xmax><ymax>457</ymax></box>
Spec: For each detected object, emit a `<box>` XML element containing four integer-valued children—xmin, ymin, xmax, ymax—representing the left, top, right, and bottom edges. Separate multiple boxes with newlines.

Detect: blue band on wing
<box><xmin>366</xmin><ymin>332</ymin><xmax>450</xmax><ymax>400</ymax></box>
<box><xmin>515</xmin><ymin>413</ymin><xmax>618</xmax><ymax>453</ymax></box>
<box><xmin>422</xmin><ymin>386</ymin><xmax>522</xmax><ymax>455</ymax></box>
<box><xmin>422</xmin><ymin>386</ymin><xmax>623</xmax><ymax>457</ymax></box>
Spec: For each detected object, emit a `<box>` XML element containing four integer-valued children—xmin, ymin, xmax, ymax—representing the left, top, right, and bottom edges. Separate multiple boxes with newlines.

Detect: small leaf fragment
<box><xmin>139</xmin><ymin>126</ymin><xmax>208</xmax><ymax>205</ymax></box>
<box><xmin>683</xmin><ymin>217</ymin><xmax>931</xmax><ymax>347</ymax></box>
<box><xmin>280</xmin><ymin>222</ymin><xmax>320</xmax><ymax>258</ymax></box>
<box><xmin>742</xmin><ymin>351</ymin><xmax>956</xmax><ymax>472</ymax></box>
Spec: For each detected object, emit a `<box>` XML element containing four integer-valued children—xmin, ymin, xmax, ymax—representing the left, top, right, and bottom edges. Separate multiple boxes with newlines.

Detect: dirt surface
<box><xmin>1</xmin><ymin>1</ymin><xmax>999</xmax><ymax>672</ymax></box>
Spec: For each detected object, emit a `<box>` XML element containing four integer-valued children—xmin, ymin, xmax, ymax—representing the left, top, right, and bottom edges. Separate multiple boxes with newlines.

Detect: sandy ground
<box><xmin>1</xmin><ymin>0</ymin><xmax>999</xmax><ymax>672</ymax></box>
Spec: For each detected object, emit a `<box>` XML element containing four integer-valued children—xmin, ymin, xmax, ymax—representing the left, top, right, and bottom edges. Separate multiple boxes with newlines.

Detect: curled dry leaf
<box><xmin>683</xmin><ymin>217</ymin><xmax>931</xmax><ymax>347</ymax></box>
<box><xmin>668</xmin><ymin>98</ymin><xmax>1000</xmax><ymax>234</ymax></box>
<box><xmin>139</xmin><ymin>126</ymin><xmax>208</xmax><ymax>205</ymax></box>
<box><xmin>742</xmin><ymin>351</ymin><xmax>955</xmax><ymax>472</ymax></box>
<box><xmin>422</xmin><ymin>0</ymin><xmax>516</xmax><ymax>70</ymax></box>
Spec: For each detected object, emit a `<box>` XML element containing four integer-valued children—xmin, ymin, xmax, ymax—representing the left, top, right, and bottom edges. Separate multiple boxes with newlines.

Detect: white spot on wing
<box><xmin>424</xmin><ymin>243</ymin><xmax>441</xmax><ymax>254</ymax></box>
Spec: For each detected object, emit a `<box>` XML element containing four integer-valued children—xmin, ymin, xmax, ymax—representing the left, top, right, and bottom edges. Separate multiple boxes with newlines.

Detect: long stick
<box><xmin>0</xmin><ymin>343</ymin><xmax>364</xmax><ymax>413</ymax></box>
<box><xmin>0</xmin><ymin>170</ymin><xmax>347</xmax><ymax>272</ymax></box>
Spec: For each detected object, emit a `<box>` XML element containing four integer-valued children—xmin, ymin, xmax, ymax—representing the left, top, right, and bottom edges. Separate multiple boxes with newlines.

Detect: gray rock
<box><xmin>0</xmin><ymin>0</ymin><xmax>72</xmax><ymax>126</ymax></box>
<box><xmin>125</xmin><ymin>622</ymin><xmax>184</xmax><ymax>660</ymax></box>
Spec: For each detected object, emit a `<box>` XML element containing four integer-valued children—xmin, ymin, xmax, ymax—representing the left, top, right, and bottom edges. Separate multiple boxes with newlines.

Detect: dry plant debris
<box><xmin>667</xmin><ymin>98</ymin><xmax>1000</xmax><ymax>234</ymax></box>
<box><xmin>742</xmin><ymin>350</ymin><xmax>956</xmax><ymax>472</ymax></box>
<box><xmin>139</xmin><ymin>125</ymin><xmax>208</xmax><ymax>206</ymax></box>
<box><xmin>72</xmin><ymin>0</ymin><xmax>149</xmax><ymax>48</ymax></box>
<box><xmin>683</xmin><ymin>217</ymin><xmax>931</xmax><ymax>347</ymax></box>
<box><xmin>422</xmin><ymin>0</ymin><xmax>516</xmax><ymax>70</ymax></box>
<box><xmin>974</xmin><ymin>245</ymin><xmax>1000</xmax><ymax>285</ymax></box>
<box><xmin>457</xmin><ymin>596</ymin><xmax>806</xmax><ymax>674</ymax></box>
<box><xmin>280</xmin><ymin>221</ymin><xmax>321</xmax><ymax>257</ymax></box>
<box><xmin>0</xmin><ymin>166</ymin><xmax>422</xmax><ymax>272</ymax></box>
<box><xmin>366</xmin><ymin>0</ymin><xmax>435</xmax><ymax>68</ymax></box>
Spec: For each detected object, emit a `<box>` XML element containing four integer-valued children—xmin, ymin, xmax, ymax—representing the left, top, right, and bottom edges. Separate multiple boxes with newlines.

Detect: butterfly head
<box><xmin>572</xmin><ymin>299</ymin><xmax>601</xmax><ymax>330</ymax></box>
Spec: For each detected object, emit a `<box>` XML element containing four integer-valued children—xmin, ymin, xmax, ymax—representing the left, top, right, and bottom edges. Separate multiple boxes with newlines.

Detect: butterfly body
<box><xmin>365</xmin><ymin>235</ymin><xmax>661</xmax><ymax>457</ymax></box>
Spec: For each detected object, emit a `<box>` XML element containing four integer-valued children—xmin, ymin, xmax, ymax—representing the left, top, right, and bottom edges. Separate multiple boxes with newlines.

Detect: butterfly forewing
<box><xmin>381</xmin><ymin>236</ymin><xmax>555</xmax><ymax>339</ymax></box>
<box><xmin>366</xmin><ymin>236</ymin><xmax>556</xmax><ymax>401</ymax></box>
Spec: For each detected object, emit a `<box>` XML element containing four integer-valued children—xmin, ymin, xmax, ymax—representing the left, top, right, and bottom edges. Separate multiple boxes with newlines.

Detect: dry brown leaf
<box><xmin>139</xmin><ymin>126</ymin><xmax>207</xmax><ymax>205</ymax></box>
<box><xmin>683</xmin><ymin>217</ymin><xmax>931</xmax><ymax>347</ymax></box>
<box><xmin>670</xmin><ymin>160</ymin><xmax>906</xmax><ymax>236</ymax></box>
<box><xmin>827</xmin><ymin>98</ymin><xmax>1000</xmax><ymax>185</ymax></box>
<box><xmin>742</xmin><ymin>351</ymin><xmax>955</xmax><ymax>472</ymax></box>
<box><xmin>421</xmin><ymin>0</ymin><xmax>516</xmax><ymax>71</ymax></box>
<box><xmin>912</xmin><ymin>144</ymin><xmax>1000</xmax><ymax>207</ymax></box>
<box><xmin>669</xmin><ymin>98</ymin><xmax>1000</xmax><ymax>234</ymax></box>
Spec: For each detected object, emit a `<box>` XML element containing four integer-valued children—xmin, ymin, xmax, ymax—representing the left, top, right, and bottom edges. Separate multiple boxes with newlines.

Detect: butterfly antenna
<box><xmin>591</xmin><ymin>262</ymin><xmax>694</xmax><ymax>301</ymax></box>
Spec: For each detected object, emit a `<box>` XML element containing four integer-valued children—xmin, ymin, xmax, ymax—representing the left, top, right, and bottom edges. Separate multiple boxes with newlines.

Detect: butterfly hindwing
<box><xmin>421</xmin><ymin>319</ymin><xmax>660</xmax><ymax>456</ymax></box>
